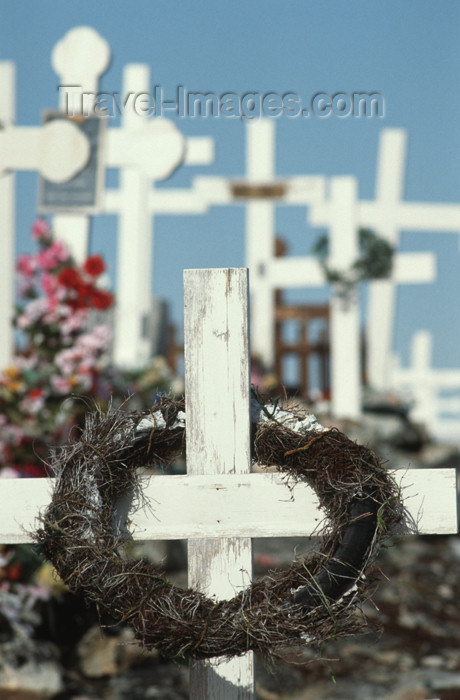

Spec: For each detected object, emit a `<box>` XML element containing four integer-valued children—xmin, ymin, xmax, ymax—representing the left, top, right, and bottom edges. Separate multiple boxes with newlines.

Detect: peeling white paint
<box><xmin>250</xmin><ymin>396</ymin><xmax>326</xmax><ymax>434</ymax></box>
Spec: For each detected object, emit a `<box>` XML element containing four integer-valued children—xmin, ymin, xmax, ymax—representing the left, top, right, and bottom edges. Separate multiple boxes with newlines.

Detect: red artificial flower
<box><xmin>83</xmin><ymin>255</ymin><xmax>106</xmax><ymax>277</ymax></box>
<box><xmin>27</xmin><ymin>388</ymin><xmax>43</xmax><ymax>399</ymax></box>
<box><xmin>76</xmin><ymin>281</ymin><xmax>93</xmax><ymax>300</ymax></box>
<box><xmin>58</xmin><ymin>267</ymin><xmax>82</xmax><ymax>289</ymax></box>
<box><xmin>6</xmin><ymin>561</ymin><xmax>22</xmax><ymax>581</ymax></box>
<box><xmin>89</xmin><ymin>288</ymin><xmax>114</xmax><ymax>311</ymax></box>
<box><xmin>67</xmin><ymin>295</ymin><xmax>89</xmax><ymax>312</ymax></box>
<box><xmin>22</xmin><ymin>463</ymin><xmax>47</xmax><ymax>478</ymax></box>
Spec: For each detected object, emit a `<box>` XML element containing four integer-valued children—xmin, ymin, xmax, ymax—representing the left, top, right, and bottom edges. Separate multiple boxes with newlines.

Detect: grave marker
<box><xmin>193</xmin><ymin>120</ymin><xmax>327</xmax><ymax>371</ymax></box>
<box><xmin>355</xmin><ymin>129</ymin><xmax>460</xmax><ymax>390</ymax></box>
<box><xmin>0</xmin><ymin>267</ymin><xmax>457</xmax><ymax>699</ymax></box>
<box><xmin>193</xmin><ymin>122</ymin><xmax>363</xmax><ymax>418</ymax></box>
<box><xmin>392</xmin><ymin>330</ymin><xmax>460</xmax><ymax>442</ymax></box>
<box><xmin>51</xmin><ymin>26</ymin><xmax>111</xmax><ymax>262</ymax></box>
<box><xmin>0</xmin><ymin>26</ymin><xmax>214</xmax><ymax>368</ymax></box>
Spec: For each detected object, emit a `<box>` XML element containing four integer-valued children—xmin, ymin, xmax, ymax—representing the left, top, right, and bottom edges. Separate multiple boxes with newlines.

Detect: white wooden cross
<box><xmin>392</xmin><ymin>330</ymin><xmax>460</xmax><ymax>443</ymax></box>
<box><xmin>49</xmin><ymin>25</ymin><xmax>112</xmax><ymax>262</ymax></box>
<box><xmin>192</xmin><ymin>124</ymin><xmax>460</xmax><ymax>422</ymax></box>
<box><xmin>312</xmin><ymin>128</ymin><xmax>460</xmax><ymax>392</ymax></box>
<box><xmin>192</xmin><ymin>121</ymin><xmax>365</xmax><ymax>420</ymax></box>
<box><xmin>0</xmin><ymin>26</ymin><xmax>214</xmax><ymax>369</ymax></box>
<box><xmin>193</xmin><ymin>120</ymin><xmax>327</xmax><ymax>370</ymax></box>
<box><xmin>0</xmin><ymin>267</ymin><xmax>457</xmax><ymax>699</ymax></box>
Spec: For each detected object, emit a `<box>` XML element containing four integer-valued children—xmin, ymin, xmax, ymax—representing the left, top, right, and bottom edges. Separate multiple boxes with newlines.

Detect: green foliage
<box><xmin>313</xmin><ymin>228</ymin><xmax>394</xmax><ymax>302</ymax></box>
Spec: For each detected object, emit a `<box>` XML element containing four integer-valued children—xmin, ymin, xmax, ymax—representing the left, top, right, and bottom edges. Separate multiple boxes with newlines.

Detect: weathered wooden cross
<box><xmin>0</xmin><ymin>268</ymin><xmax>458</xmax><ymax>699</ymax></box>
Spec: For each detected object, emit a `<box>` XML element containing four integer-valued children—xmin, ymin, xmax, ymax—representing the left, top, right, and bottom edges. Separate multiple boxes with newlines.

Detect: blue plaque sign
<box><xmin>38</xmin><ymin>112</ymin><xmax>105</xmax><ymax>213</ymax></box>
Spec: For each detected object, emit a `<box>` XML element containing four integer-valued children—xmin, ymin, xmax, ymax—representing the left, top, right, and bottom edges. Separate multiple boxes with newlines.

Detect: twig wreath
<box><xmin>35</xmin><ymin>395</ymin><xmax>405</xmax><ymax>660</ymax></box>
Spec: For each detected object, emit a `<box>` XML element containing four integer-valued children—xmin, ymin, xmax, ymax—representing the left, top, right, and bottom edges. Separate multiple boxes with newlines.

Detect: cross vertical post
<box><xmin>0</xmin><ymin>61</ymin><xmax>15</xmax><ymax>369</ymax></box>
<box><xmin>391</xmin><ymin>330</ymin><xmax>460</xmax><ymax>440</ymax></box>
<box><xmin>366</xmin><ymin>129</ymin><xmax>407</xmax><ymax>389</ymax></box>
<box><xmin>193</xmin><ymin>118</ymin><xmax>327</xmax><ymax>371</ymax></box>
<box><xmin>114</xmin><ymin>63</ymin><xmax>155</xmax><ymax>367</ymax></box>
<box><xmin>245</xmin><ymin>120</ymin><xmax>277</xmax><ymax>369</ymax></box>
<box><xmin>184</xmin><ymin>268</ymin><xmax>254</xmax><ymax>699</ymax></box>
<box><xmin>51</xmin><ymin>26</ymin><xmax>111</xmax><ymax>263</ymax></box>
<box><xmin>328</xmin><ymin>176</ymin><xmax>361</xmax><ymax>419</ymax></box>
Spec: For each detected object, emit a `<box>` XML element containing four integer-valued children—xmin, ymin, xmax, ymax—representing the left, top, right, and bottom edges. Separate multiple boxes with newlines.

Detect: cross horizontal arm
<box><xmin>358</xmin><ymin>202</ymin><xmax>460</xmax><ymax>231</ymax></box>
<box><xmin>0</xmin><ymin>127</ymin><xmax>44</xmax><ymax>170</ymax></box>
<box><xmin>311</xmin><ymin>199</ymin><xmax>460</xmax><ymax>233</ymax></box>
<box><xmin>0</xmin><ymin>468</ymin><xmax>456</xmax><ymax>545</ymax></box>
<box><xmin>105</xmin><ymin>132</ymin><xmax>213</xmax><ymax>170</ymax></box>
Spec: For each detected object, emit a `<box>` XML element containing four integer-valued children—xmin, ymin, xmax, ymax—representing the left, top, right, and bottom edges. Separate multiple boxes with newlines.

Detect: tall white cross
<box><xmin>100</xmin><ymin>62</ymin><xmax>212</xmax><ymax>367</ymax></box>
<box><xmin>305</xmin><ymin>129</ymin><xmax>457</xmax><ymax>402</ymax></box>
<box><xmin>189</xmin><ymin>122</ymin><xmax>459</xmax><ymax>422</ymax></box>
<box><xmin>0</xmin><ymin>26</ymin><xmax>214</xmax><ymax>369</ymax></box>
<box><xmin>357</xmin><ymin>129</ymin><xmax>460</xmax><ymax>390</ymax></box>
<box><xmin>50</xmin><ymin>26</ymin><xmax>111</xmax><ymax>261</ymax></box>
<box><xmin>193</xmin><ymin>121</ymin><xmax>363</xmax><ymax>419</ymax></box>
<box><xmin>194</xmin><ymin>120</ymin><xmax>327</xmax><ymax>369</ymax></box>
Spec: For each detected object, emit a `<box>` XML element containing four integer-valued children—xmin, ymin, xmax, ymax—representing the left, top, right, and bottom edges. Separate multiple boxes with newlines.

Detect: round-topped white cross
<box><xmin>52</xmin><ymin>26</ymin><xmax>111</xmax><ymax>92</ymax></box>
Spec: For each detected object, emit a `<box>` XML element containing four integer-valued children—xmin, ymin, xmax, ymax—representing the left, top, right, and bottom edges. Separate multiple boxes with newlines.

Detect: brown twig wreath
<box><xmin>35</xmin><ymin>395</ymin><xmax>405</xmax><ymax>660</ymax></box>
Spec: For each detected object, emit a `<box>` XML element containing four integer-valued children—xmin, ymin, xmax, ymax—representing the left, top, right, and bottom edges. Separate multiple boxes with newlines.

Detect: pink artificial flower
<box><xmin>51</xmin><ymin>376</ymin><xmax>73</xmax><ymax>394</ymax></box>
<box><xmin>17</xmin><ymin>276</ymin><xmax>36</xmax><ymax>297</ymax></box>
<box><xmin>53</xmin><ymin>240</ymin><xmax>71</xmax><ymax>262</ymax></box>
<box><xmin>19</xmin><ymin>388</ymin><xmax>45</xmax><ymax>415</ymax></box>
<box><xmin>0</xmin><ymin>468</ymin><xmax>19</xmax><ymax>479</ymax></box>
<box><xmin>16</xmin><ymin>298</ymin><xmax>48</xmax><ymax>328</ymax></box>
<box><xmin>60</xmin><ymin>309</ymin><xmax>87</xmax><ymax>336</ymax></box>
<box><xmin>32</xmin><ymin>218</ymin><xmax>52</xmax><ymax>240</ymax></box>
<box><xmin>36</xmin><ymin>249</ymin><xmax>57</xmax><ymax>271</ymax></box>
<box><xmin>93</xmin><ymin>324</ymin><xmax>113</xmax><ymax>346</ymax></box>
<box><xmin>15</xmin><ymin>315</ymin><xmax>29</xmax><ymax>330</ymax></box>
<box><xmin>17</xmin><ymin>254</ymin><xmax>36</xmax><ymax>277</ymax></box>
<box><xmin>77</xmin><ymin>325</ymin><xmax>112</xmax><ymax>353</ymax></box>
<box><xmin>41</xmin><ymin>272</ymin><xmax>58</xmax><ymax>297</ymax></box>
<box><xmin>55</xmin><ymin>347</ymin><xmax>86</xmax><ymax>375</ymax></box>
<box><xmin>43</xmin><ymin>295</ymin><xmax>62</xmax><ymax>318</ymax></box>
<box><xmin>15</xmin><ymin>354</ymin><xmax>39</xmax><ymax>371</ymax></box>
<box><xmin>36</xmin><ymin>241</ymin><xmax>70</xmax><ymax>271</ymax></box>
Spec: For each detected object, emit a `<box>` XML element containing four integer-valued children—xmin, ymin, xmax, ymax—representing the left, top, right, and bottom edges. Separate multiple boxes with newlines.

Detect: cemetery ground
<box><xmin>1</xmin><ymin>416</ymin><xmax>459</xmax><ymax>700</ymax></box>
<box><xmin>2</xmin><ymin>523</ymin><xmax>460</xmax><ymax>699</ymax></box>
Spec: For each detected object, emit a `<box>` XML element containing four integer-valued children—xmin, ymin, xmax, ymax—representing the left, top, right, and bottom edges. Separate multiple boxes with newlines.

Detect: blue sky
<box><xmin>1</xmin><ymin>0</ymin><xmax>460</xmax><ymax>371</ymax></box>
